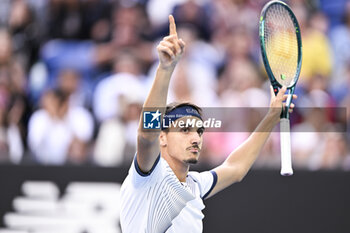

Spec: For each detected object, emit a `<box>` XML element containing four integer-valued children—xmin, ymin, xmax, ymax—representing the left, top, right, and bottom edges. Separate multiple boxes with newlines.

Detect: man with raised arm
<box><xmin>120</xmin><ymin>15</ymin><xmax>296</xmax><ymax>233</ymax></box>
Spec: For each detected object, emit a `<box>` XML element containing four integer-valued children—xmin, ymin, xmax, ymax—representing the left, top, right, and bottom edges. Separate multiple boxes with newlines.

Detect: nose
<box><xmin>190</xmin><ymin>131</ymin><xmax>201</xmax><ymax>145</ymax></box>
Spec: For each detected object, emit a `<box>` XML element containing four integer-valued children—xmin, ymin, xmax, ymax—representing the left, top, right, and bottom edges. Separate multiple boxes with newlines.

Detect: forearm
<box><xmin>218</xmin><ymin>113</ymin><xmax>277</xmax><ymax>182</ymax></box>
<box><xmin>208</xmin><ymin>87</ymin><xmax>295</xmax><ymax>198</ymax></box>
<box><xmin>226</xmin><ymin>89</ymin><xmax>287</xmax><ymax>174</ymax></box>
<box><xmin>138</xmin><ymin>65</ymin><xmax>174</xmax><ymax>136</ymax></box>
<box><xmin>224</xmin><ymin>113</ymin><xmax>277</xmax><ymax>175</ymax></box>
<box><xmin>208</xmin><ymin>113</ymin><xmax>278</xmax><ymax>198</ymax></box>
<box><xmin>136</xmin><ymin>65</ymin><xmax>175</xmax><ymax>172</ymax></box>
<box><xmin>143</xmin><ymin>65</ymin><xmax>174</xmax><ymax>108</ymax></box>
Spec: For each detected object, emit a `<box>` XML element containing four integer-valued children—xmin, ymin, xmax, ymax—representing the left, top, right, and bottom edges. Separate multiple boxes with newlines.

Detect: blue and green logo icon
<box><xmin>143</xmin><ymin>110</ymin><xmax>161</xmax><ymax>129</ymax></box>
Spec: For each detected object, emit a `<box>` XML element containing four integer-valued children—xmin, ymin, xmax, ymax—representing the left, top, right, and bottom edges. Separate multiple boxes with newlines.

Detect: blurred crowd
<box><xmin>0</xmin><ymin>0</ymin><xmax>349</xmax><ymax>170</ymax></box>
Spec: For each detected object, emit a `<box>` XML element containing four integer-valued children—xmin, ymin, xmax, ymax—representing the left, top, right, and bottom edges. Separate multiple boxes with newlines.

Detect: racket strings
<box><xmin>264</xmin><ymin>4</ymin><xmax>298</xmax><ymax>87</ymax></box>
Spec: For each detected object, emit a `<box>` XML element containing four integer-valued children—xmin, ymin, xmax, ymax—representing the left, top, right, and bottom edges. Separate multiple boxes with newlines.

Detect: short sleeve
<box><xmin>188</xmin><ymin>170</ymin><xmax>218</xmax><ymax>200</ymax></box>
<box><xmin>127</xmin><ymin>153</ymin><xmax>162</xmax><ymax>187</ymax></box>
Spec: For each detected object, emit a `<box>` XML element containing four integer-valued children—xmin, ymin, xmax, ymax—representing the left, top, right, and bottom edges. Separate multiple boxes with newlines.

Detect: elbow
<box><xmin>235</xmin><ymin>173</ymin><xmax>246</xmax><ymax>183</ymax></box>
<box><xmin>235</xmin><ymin>163</ymin><xmax>251</xmax><ymax>183</ymax></box>
<box><xmin>233</xmin><ymin>170</ymin><xmax>245</xmax><ymax>183</ymax></box>
<box><xmin>236</xmin><ymin>166</ymin><xmax>251</xmax><ymax>183</ymax></box>
<box><xmin>224</xmin><ymin>162</ymin><xmax>247</xmax><ymax>184</ymax></box>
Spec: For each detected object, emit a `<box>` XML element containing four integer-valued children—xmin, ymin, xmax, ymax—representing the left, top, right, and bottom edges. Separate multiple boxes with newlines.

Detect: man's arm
<box><xmin>207</xmin><ymin>86</ymin><xmax>296</xmax><ymax>198</ymax></box>
<box><xmin>137</xmin><ymin>15</ymin><xmax>185</xmax><ymax>173</ymax></box>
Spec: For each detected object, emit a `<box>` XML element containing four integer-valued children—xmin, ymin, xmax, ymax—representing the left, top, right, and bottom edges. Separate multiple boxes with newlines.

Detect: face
<box><xmin>160</xmin><ymin>116</ymin><xmax>205</xmax><ymax>165</ymax></box>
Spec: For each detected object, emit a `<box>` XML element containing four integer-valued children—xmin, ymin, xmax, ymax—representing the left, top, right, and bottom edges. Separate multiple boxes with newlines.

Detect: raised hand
<box><xmin>157</xmin><ymin>15</ymin><xmax>185</xmax><ymax>69</ymax></box>
<box><xmin>268</xmin><ymin>86</ymin><xmax>297</xmax><ymax>123</ymax></box>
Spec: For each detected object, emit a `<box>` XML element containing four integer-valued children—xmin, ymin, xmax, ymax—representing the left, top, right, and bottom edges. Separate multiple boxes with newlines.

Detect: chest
<box><xmin>145</xmin><ymin>174</ymin><xmax>205</xmax><ymax>233</ymax></box>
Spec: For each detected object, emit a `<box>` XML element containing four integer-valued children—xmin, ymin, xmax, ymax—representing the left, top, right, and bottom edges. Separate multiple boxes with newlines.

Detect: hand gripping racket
<box><xmin>259</xmin><ymin>1</ymin><xmax>302</xmax><ymax>176</ymax></box>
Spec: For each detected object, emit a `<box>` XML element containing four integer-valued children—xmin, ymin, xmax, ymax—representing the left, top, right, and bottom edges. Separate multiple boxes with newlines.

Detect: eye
<box><xmin>197</xmin><ymin>127</ymin><xmax>205</xmax><ymax>136</ymax></box>
<box><xmin>181</xmin><ymin>127</ymin><xmax>190</xmax><ymax>133</ymax></box>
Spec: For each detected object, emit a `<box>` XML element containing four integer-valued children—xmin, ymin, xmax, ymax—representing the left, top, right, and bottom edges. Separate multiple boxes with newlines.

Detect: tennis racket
<box><xmin>259</xmin><ymin>1</ymin><xmax>302</xmax><ymax>176</ymax></box>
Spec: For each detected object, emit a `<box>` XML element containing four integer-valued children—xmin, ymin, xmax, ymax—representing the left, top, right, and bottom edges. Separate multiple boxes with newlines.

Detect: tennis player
<box><xmin>120</xmin><ymin>15</ymin><xmax>296</xmax><ymax>233</ymax></box>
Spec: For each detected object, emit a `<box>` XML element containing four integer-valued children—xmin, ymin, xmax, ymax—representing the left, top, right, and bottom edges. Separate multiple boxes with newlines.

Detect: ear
<box><xmin>159</xmin><ymin>131</ymin><xmax>167</xmax><ymax>147</ymax></box>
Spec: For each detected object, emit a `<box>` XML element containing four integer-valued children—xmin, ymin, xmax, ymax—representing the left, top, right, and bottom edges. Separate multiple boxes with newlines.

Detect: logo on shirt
<box><xmin>143</xmin><ymin>110</ymin><xmax>161</xmax><ymax>129</ymax></box>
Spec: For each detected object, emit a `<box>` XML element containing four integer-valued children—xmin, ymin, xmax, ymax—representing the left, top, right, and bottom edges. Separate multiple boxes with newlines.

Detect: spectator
<box><xmin>0</xmin><ymin>0</ymin><xmax>11</xmax><ymax>26</ymax></box>
<box><xmin>111</xmin><ymin>3</ymin><xmax>154</xmax><ymax>70</ymax></box>
<box><xmin>57</xmin><ymin>68</ymin><xmax>89</xmax><ymax>107</ymax></box>
<box><xmin>46</xmin><ymin>0</ymin><xmax>85</xmax><ymax>40</ymax></box>
<box><xmin>28</xmin><ymin>88</ymin><xmax>94</xmax><ymax>165</ymax></box>
<box><xmin>309</xmin><ymin>132</ymin><xmax>348</xmax><ymax>170</ymax></box>
<box><xmin>210</xmin><ymin>0</ymin><xmax>259</xmax><ymax>36</ymax></box>
<box><xmin>0</xmin><ymin>28</ymin><xmax>29</xmax><ymax>164</ymax></box>
<box><xmin>172</xmin><ymin>0</ymin><xmax>213</xmax><ymax>41</ymax></box>
<box><xmin>81</xmin><ymin>0</ymin><xmax>113</xmax><ymax>43</ymax></box>
<box><xmin>8</xmin><ymin>0</ymin><xmax>41</xmax><ymax>71</ymax></box>
<box><xmin>291</xmin><ymin>88</ymin><xmax>336</xmax><ymax>169</ymax></box>
<box><xmin>94</xmin><ymin>92</ymin><xmax>143</xmax><ymax>166</ymax></box>
<box><xmin>293</xmin><ymin>5</ymin><xmax>332</xmax><ymax>84</ymax></box>
<box><xmin>93</xmin><ymin>50</ymin><xmax>148</xmax><ymax>166</ymax></box>
<box><xmin>219</xmin><ymin>59</ymin><xmax>265</xmax><ymax>105</ymax></box>
<box><xmin>0</xmin><ymin>94</ymin><xmax>24</xmax><ymax>164</ymax></box>
<box><xmin>330</xmin><ymin>2</ymin><xmax>350</xmax><ymax>86</ymax></box>
<box><xmin>93</xmin><ymin>50</ymin><xmax>149</xmax><ymax>123</ymax></box>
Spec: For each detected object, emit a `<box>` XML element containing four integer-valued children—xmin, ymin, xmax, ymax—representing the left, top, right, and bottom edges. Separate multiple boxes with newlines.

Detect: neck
<box><xmin>161</xmin><ymin>150</ymin><xmax>189</xmax><ymax>182</ymax></box>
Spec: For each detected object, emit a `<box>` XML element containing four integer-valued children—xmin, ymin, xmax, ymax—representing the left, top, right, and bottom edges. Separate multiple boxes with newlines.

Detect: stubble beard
<box><xmin>184</xmin><ymin>158</ymin><xmax>198</xmax><ymax>164</ymax></box>
<box><xmin>183</xmin><ymin>155</ymin><xmax>199</xmax><ymax>164</ymax></box>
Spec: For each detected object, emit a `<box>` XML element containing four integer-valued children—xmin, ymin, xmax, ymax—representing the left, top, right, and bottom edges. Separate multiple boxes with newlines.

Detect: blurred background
<box><xmin>0</xmin><ymin>0</ymin><xmax>349</xmax><ymax>232</ymax></box>
<box><xmin>0</xmin><ymin>0</ymin><xmax>348</xmax><ymax>170</ymax></box>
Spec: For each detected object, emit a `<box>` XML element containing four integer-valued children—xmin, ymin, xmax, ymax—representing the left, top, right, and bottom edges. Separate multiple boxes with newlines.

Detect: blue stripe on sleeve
<box><xmin>202</xmin><ymin>170</ymin><xmax>218</xmax><ymax>199</ymax></box>
<box><xmin>134</xmin><ymin>153</ymin><xmax>161</xmax><ymax>177</ymax></box>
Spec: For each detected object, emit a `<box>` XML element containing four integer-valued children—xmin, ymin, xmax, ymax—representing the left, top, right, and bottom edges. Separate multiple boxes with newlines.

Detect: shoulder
<box><xmin>188</xmin><ymin>170</ymin><xmax>218</xmax><ymax>199</ymax></box>
<box><xmin>123</xmin><ymin>154</ymin><xmax>166</xmax><ymax>188</ymax></box>
<box><xmin>188</xmin><ymin>170</ymin><xmax>217</xmax><ymax>182</ymax></box>
<box><xmin>133</xmin><ymin>154</ymin><xmax>163</xmax><ymax>178</ymax></box>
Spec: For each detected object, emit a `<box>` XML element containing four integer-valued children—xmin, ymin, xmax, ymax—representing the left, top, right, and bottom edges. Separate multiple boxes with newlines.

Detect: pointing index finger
<box><xmin>169</xmin><ymin>15</ymin><xmax>177</xmax><ymax>36</ymax></box>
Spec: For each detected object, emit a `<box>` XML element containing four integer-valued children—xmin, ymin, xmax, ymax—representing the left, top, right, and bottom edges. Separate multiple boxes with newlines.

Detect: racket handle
<box><xmin>280</xmin><ymin>118</ymin><xmax>293</xmax><ymax>176</ymax></box>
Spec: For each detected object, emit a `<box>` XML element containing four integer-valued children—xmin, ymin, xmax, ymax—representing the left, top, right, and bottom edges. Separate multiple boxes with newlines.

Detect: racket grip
<box><xmin>280</xmin><ymin>118</ymin><xmax>293</xmax><ymax>176</ymax></box>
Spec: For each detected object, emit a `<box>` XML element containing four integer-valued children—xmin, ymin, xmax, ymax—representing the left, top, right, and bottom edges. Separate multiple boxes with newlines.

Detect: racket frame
<box><xmin>259</xmin><ymin>0</ymin><xmax>302</xmax><ymax>118</ymax></box>
<box><xmin>259</xmin><ymin>0</ymin><xmax>302</xmax><ymax>94</ymax></box>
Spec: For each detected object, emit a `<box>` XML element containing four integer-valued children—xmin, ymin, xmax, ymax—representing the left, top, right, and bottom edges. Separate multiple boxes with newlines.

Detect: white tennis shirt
<box><xmin>120</xmin><ymin>155</ymin><xmax>217</xmax><ymax>233</ymax></box>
